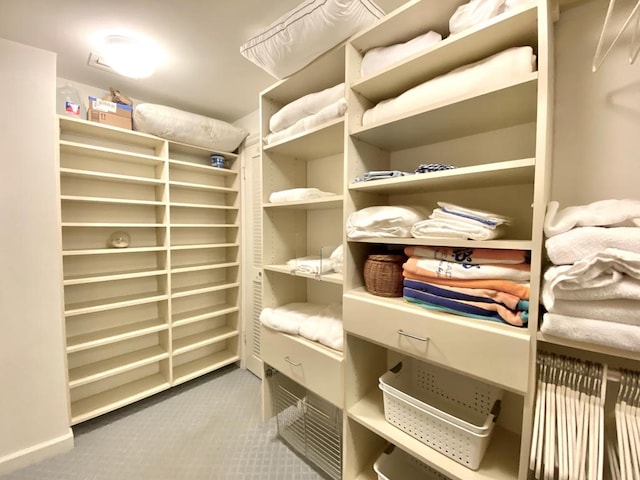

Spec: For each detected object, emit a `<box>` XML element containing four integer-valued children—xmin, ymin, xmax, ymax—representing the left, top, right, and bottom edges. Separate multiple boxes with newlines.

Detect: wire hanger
<box><xmin>592</xmin><ymin>0</ymin><xmax>640</xmax><ymax>72</ymax></box>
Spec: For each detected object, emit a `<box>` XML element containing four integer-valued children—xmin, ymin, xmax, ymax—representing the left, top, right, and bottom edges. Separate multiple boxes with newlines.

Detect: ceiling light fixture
<box><xmin>99</xmin><ymin>34</ymin><xmax>162</xmax><ymax>79</ymax></box>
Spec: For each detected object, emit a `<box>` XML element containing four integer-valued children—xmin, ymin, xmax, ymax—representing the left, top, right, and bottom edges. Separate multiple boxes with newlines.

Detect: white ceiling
<box><xmin>0</xmin><ymin>0</ymin><xmax>403</xmax><ymax>123</ymax></box>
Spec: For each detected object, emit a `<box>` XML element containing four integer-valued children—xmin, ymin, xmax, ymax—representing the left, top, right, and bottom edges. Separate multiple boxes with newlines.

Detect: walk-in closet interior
<box><xmin>1</xmin><ymin>0</ymin><xmax>639</xmax><ymax>479</ymax></box>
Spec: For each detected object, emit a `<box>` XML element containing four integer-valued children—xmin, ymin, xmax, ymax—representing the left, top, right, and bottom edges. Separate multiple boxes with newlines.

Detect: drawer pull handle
<box><xmin>284</xmin><ymin>356</ymin><xmax>302</xmax><ymax>367</ymax></box>
<box><xmin>397</xmin><ymin>329</ymin><xmax>429</xmax><ymax>343</ymax></box>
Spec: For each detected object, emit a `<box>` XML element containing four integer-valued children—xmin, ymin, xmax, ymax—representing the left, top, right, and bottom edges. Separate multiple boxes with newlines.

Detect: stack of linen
<box><xmin>541</xmin><ymin>199</ymin><xmax>640</xmax><ymax>352</ymax></box>
<box><xmin>411</xmin><ymin>202</ymin><xmax>512</xmax><ymax>240</ymax></box>
<box><xmin>264</xmin><ymin>83</ymin><xmax>346</xmax><ymax>145</ymax></box>
<box><xmin>402</xmin><ymin>245</ymin><xmax>530</xmax><ymax>327</ymax></box>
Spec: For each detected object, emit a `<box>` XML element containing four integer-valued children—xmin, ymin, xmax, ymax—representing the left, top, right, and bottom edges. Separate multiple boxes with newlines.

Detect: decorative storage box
<box><xmin>374</xmin><ymin>445</ymin><xmax>451</xmax><ymax>480</ymax></box>
<box><xmin>378</xmin><ymin>358</ymin><xmax>503</xmax><ymax>470</ymax></box>
<box><xmin>364</xmin><ymin>254</ymin><xmax>406</xmax><ymax>297</ymax></box>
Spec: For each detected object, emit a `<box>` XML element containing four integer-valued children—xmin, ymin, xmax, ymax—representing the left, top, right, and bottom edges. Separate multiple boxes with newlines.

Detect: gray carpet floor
<box><xmin>2</xmin><ymin>365</ymin><xmax>327</xmax><ymax>480</ymax></box>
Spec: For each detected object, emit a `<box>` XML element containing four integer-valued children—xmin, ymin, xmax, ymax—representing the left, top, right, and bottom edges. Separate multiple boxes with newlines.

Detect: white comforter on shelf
<box><xmin>264</xmin><ymin>98</ymin><xmax>347</xmax><ymax>145</ymax></box>
<box><xmin>268</xmin><ymin>188</ymin><xmax>336</xmax><ymax>203</ymax></box>
<box><xmin>362</xmin><ymin>46</ymin><xmax>536</xmax><ymax>126</ymax></box>
<box><xmin>360</xmin><ymin>31</ymin><xmax>442</xmax><ymax>77</ymax></box>
<box><xmin>259</xmin><ymin>303</ymin><xmax>344</xmax><ymax>351</ymax></box>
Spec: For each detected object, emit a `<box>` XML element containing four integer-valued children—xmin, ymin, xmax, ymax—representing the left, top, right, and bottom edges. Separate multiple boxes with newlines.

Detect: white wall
<box><xmin>552</xmin><ymin>0</ymin><xmax>640</xmax><ymax>205</ymax></box>
<box><xmin>0</xmin><ymin>39</ymin><xmax>73</xmax><ymax>475</ymax></box>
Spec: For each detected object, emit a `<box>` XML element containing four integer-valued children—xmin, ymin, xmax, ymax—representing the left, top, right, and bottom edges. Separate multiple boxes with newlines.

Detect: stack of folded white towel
<box><xmin>411</xmin><ymin>202</ymin><xmax>512</xmax><ymax>240</ymax></box>
<box><xmin>286</xmin><ymin>245</ymin><xmax>344</xmax><ymax>275</ymax></box>
<box><xmin>260</xmin><ymin>302</ymin><xmax>343</xmax><ymax>351</ymax></box>
<box><xmin>541</xmin><ymin>199</ymin><xmax>640</xmax><ymax>352</ymax></box>
<box><xmin>264</xmin><ymin>83</ymin><xmax>346</xmax><ymax>145</ymax></box>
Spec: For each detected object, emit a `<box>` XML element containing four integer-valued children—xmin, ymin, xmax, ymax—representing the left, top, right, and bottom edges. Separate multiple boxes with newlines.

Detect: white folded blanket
<box><xmin>259</xmin><ymin>302</ymin><xmax>344</xmax><ymax>351</ymax></box>
<box><xmin>411</xmin><ymin>219</ymin><xmax>506</xmax><ymax>240</ymax></box>
<box><xmin>545</xmin><ymin>226</ymin><xmax>640</xmax><ymax>265</ymax></box>
<box><xmin>544</xmin><ymin>199</ymin><xmax>640</xmax><ymax>237</ymax></box>
<box><xmin>362</xmin><ymin>46</ymin><xmax>536</xmax><ymax>126</ymax></box>
<box><xmin>360</xmin><ymin>31</ymin><xmax>442</xmax><ymax>77</ymax></box>
<box><xmin>264</xmin><ymin>98</ymin><xmax>347</xmax><ymax>145</ymax></box>
<box><xmin>543</xmin><ymin>248</ymin><xmax>640</xmax><ymax>307</ymax></box>
<box><xmin>346</xmin><ymin>205</ymin><xmax>428</xmax><ymax>239</ymax></box>
<box><xmin>286</xmin><ymin>256</ymin><xmax>334</xmax><ymax>275</ymax></box>
<box><xmin>260</xmin><ymin>302</ymin><xmax>326</xmax><ymax>335</ymax></box>
<box><xmin>269</xmin><ymin>188</ymin><xmax>336</xmax><ymax>203</ymax></box>
<box><xmin>541</xmin><ymin>313</ymin><xmax>640</xmax><ymax>353</ymax></box>
<box><xmin>270</xmin><ymin>83</ymin><xmax>345</xmax><ymax>133</ymax></box>
<box><xmin>543</xmin><ymin>269</ymin><xmax>640</xmax><ymax>302</ymax></box>
<box><xmin>543</xmin><ymin>297</ymin><xmax>640</xmax><ymax>325</ymax></box>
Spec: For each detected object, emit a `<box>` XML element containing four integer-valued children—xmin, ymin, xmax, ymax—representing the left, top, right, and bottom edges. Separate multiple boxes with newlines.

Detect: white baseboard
<box><xmin>0</xmin><ymin>429</ymin><xmax>74</xmax><ymax>476</ymax></box>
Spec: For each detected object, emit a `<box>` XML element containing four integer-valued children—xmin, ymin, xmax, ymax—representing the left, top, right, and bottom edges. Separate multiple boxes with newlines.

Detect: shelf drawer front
<box><xmin>261</xmin><ymin>327</ymin><xmax>343</xmax><ymax>407</ymax></box>
<box><xmin>343</xmin><ymin>294</ymin><xmax>530</xmax><ymax>393</ymax></box>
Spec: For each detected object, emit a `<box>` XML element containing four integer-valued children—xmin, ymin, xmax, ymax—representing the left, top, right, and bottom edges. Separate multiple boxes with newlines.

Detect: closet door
<box><xmin>241</xmin><ymin>141</ymin><xmax>264</xmax><ymax>378</ymax></box>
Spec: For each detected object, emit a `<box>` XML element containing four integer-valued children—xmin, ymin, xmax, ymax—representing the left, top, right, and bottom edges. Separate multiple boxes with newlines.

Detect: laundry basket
<box><xmin>378</xmin><ymin>358</ymin><xmax>503</xmax><ymax>470</ymax></box>
<box><xmin>374</xmin><ymin>445</ymin><xmax>451</xmax><ymax>480</ymax></box>
<box><xmin>364</xmin><ymin>254</ymin><xmax>406</xmax><ymax>297</ymax></box>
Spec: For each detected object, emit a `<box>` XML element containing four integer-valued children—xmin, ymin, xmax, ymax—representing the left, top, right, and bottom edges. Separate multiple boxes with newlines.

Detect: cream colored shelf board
<box><xmin>67</xmin><ymin>319</ymin><xmax>168</xmax><ymax>353</ymax></box>
<box><xmin>173</xmin><ymin>326</ymin><xmax>239</xmax><ymax>355</ymax></box>
<box><xmin>348</xmin><ymin>237</ymin><xmax>533</xmax><ymax>250</ymax></box>
<box><xmin>65</xmin><ymin>291</ymin><xmax>168</xmax><ymax>317</ymax></box>
<box><xmin>60</xmin><ymin>168</ymin><xmax>165</xmax><ymax>186</ymax></box>
<box><xmin>68</xmin><ymin>345</ymin><xmax>169</xmax><ymax>388</ymax></box>
<box><xmin>59</xmin><ymin>115</ymin><xmax>164</xmax><ymax>149</ymax></box>
<box><xmin>537</xmin><ymin>332</ymin><xmax>640</xmax><ymax>362</ymax></box>
<box><xmin>63</xmin><ymin>246</ymin><xmax>166</xmax><ymax>256</ymax></box>
<box><xmin>263</xmin><ymin>265</ymin><xmax>343</xmax><ymax>285</ymax></box>
<box><xmin>263</xmin><ymin>196</ymin><xmax>344</xmax><ymax>210</ymax></box>
<box><xmin>263</xmin><ymin>117</ymin><xmax>345</xmax><ymax>159</ymax></box>
<box><xmin>349</xmin><ymin>158</ymin><xmax>535</xmax><ymax>194</ymax></box>
<box><xmin>169</xmin><ymin>202</ymin><xmax>237</xmax><ymax>210</ymax></box>
<box><xmin>348</xmin><ymin>389</ymin><xmax>520</xmax><ymax>480</ymax></box>
<box><xmin>351</xmin><ymin>5</ymin><xmax>538</xmax><ymax>102</ymax></box>
<box><xmin>172</xmin><ymin>351</ymin><xmax>240</xmax><ymax>386</ymax></box>
<box><xmin>64</xmin><ymin>268</ymin><xmax>168</xmax><ymax>286</ymax></box>
<box><xmin>61</xmin><ymin>195</ymin><xmax>164</xmax><ymax>207</ymax></box>
<box><xmin>170</xmin><ymin>223</ymin><xmax>238</xmax><ymax>228</ymax></box>
<box><xmin>171</xmin><ymin>261</ymin><xmax>239</xmax><ymax>274</ymax></box>
<box><xmin>60</xmin><ymin>140</ymin><xmax>165</xmax><ymax>167</ymax></box>
<box><xmin>351</xmin><ymin>74</ymin><xmax>538</xmax><ymax>150</ymax></box>
<box><xmin>62</xmin><ymin>222</ymin><xmax>165</xmax><ymax>228</ymax></box>
<box><xmin>171</xmin><ymin>281</ymin><xmax>239</xmax><ymax>298</ymax></box>
<box><xmin>170</xmin><ymin>242</ymin><xmax>239</xmax><ymax>251</ymax></box>
<box><xmin>167</xmin><ymin>139</ymin><xmax>238</xmax><ymax>159</ymax></box>
<box><xmin>169</xmin><ymin>180</ymin><xmax>237</xmax><ymax>193</ymax></box>
<box><xmin>169</xmin><ymin>158</ymin><xmax>237</xmax><ymax>176</ymax></box>
<box><xmin>172</xmin><ymin>304</ymin><xmax>239</xmax><ymax>328</ymax></box>
<box><xmin>70</xmin><ymin>373</ymin><xmax>169</xmax><ymax>425</ymax></box>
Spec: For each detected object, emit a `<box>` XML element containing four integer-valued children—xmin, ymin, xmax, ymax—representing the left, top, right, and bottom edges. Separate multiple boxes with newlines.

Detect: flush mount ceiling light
<box><xmin>99</xmin><ymin>34</ymin><xmax>162</xmax><ymax>79</ymax></box>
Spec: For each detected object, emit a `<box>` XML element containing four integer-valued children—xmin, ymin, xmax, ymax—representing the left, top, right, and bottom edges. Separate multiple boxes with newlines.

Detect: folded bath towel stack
<box><xmin>541</xmin><ymin>199</ymin><xmax>640</xmax><ymax>352</ymax></box>
<box><xmin>411</xmin><ymin>202</ymin><xmax>512</xmax><ymax>240</ymax></box>
<box><xmin>401</xmin><ymin>245</ymin><xmax>530</xmax><ymax>327</ymax></box>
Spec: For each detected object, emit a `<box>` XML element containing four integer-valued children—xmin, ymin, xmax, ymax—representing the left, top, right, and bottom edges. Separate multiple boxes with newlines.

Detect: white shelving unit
<box><xmin>257</xmin><ymin>1</ymin><xmax>555</xmax><ymax>479</ymax></box>
<box><xmin>58</xmin><ymin>115</ymin><xmax>241</xmax><ymax>424</ymax></box>
<box><xmin>340</xmin><ymin>1</ymin><xmax>554</xmax><ymax>479</ymax></box>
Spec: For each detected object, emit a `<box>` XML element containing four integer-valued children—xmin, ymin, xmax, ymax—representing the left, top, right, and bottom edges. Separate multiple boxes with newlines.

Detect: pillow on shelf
<box><xmin>133</xmin><ymin>103</ymin><xmax>248</xmax><ymax>152</ymax></box>
<box><xmin>240</xmin><ymin>0</ymin><xmax>385</xmax><ymax>79</ymax></box>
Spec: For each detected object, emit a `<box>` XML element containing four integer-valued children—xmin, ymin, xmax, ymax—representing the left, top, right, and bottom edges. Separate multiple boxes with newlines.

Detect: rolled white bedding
<box><xmin>362</xmin><ymin>46</ymin><xmax>536</xmax><ymax>126</ymax></box>
<box><xmin>360</xmin><ymin>31</ymin><xmax>442</xmax><ymax>77</ymax></box>
<box><xmin>270</xmin><ymin>83</ymin><xmax>345</xmax><ymax>133</ymax></box>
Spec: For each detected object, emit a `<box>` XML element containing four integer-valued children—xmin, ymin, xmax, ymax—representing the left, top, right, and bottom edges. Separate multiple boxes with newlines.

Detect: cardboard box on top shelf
<box><xmin>87</xmin><ymin>96</ymin><xmax>133</xmax><ymax>129</ymax></box>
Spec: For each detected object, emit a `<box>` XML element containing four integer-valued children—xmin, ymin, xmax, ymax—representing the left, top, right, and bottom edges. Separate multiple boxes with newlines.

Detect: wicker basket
<box><xmin>364</xmin><ymin>254</ymin><xmax>406</xmax><ymax>297</ymax></box>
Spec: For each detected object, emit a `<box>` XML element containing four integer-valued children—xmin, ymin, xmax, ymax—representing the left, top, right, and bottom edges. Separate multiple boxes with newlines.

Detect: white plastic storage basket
<box><xmin>374</xmin><ymin>445</ymin><xmax>451</xmax><ymax>480</ymax></box>
<box><xmin>378</xmin><ymin>358</ymin><xmax>503</xmax><ymax>470</ymax></box>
